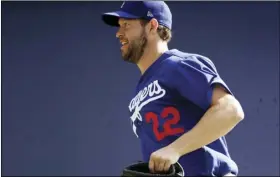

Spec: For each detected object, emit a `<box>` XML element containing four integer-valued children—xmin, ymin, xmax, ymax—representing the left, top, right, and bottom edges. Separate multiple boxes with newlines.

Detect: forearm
<box><xmin>169</xmin><ymin>94</ymin><xmax>244</xmax><ymax>156</ymax></box>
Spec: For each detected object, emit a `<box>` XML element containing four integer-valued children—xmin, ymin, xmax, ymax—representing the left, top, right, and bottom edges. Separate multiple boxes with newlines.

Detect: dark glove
<box><xmin>121</xmin><ymin>161</ymin><xmax>185</xmax><ymax>176</ymax></box>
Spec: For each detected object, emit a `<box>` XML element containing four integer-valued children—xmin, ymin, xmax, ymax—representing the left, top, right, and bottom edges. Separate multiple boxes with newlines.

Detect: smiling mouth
<box><xmin>121</xmin><ymin>41</ymin><xmax>128</xmax><ymax>45</ymax></box>
<box><xmin>120</xmin><ymin>41</ymin><xmax>129</xmax><ymax>49</ymax></box>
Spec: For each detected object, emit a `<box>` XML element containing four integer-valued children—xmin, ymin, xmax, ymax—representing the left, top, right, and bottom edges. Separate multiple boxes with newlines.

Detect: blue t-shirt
<box><xmin>128</xmin><ymin>49</ymin><xmax>238</xmax><ymax>176</ymax></box>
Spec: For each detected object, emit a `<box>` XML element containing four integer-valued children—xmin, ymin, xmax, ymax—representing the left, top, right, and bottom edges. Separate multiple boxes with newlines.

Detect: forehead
<box><xmin>118</xmin><ymin>18</ymin><xmax>141</xmax><ymax>25</ymax></box>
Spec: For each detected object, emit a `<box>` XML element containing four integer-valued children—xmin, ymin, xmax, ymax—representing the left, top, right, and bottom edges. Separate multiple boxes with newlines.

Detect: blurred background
<box><xmin>1</xmin><ymin>1</ymin><xmax>279</xmax><ymax>176</ymax></box>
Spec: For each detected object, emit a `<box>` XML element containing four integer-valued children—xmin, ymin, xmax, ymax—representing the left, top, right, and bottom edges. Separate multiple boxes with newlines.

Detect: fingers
<box><xmin>149</xmin><ymin>159</ymin><xmax>155</xmax><ymax>173</ymax></box>
<box><xmin>163</xmin><ymin>160</ymin><xmax>171</xmax><ymax>172</ymax></box>
<box><xmin>149</xmin><ymin>156</ymin><xmax>171</xmax><ymax>173</ymax></box>
<box><xmin>156</xmin><ymin>160</ymin><xmax>165</xmax><ymax>172</ymax></box>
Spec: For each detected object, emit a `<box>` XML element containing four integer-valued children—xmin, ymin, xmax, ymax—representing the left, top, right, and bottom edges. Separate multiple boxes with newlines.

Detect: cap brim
<box><xmin>102</xmin><ymin>11</ymin><xmax>140</xmax><ymax>27</ymax></box>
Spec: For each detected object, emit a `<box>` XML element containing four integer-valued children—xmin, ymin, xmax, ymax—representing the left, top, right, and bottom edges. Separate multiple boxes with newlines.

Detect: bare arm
<box><xmin>169</xmin><ymin>85</ymin><xmax>244</xmax><ymax>156</ymax></box>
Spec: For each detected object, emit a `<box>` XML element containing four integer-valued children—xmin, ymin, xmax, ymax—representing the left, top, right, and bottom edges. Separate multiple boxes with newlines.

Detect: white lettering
<box><xmin>128</xmin><ymin>80</ymin><xmax>166</xmax><ymax>137</ymax></box>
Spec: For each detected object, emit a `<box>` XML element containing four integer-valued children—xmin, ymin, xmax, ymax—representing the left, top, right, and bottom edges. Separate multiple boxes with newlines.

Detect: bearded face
<box><xmin>117</xmin><ymin>19</ymin><xmax>148</xmax><ymax>64</ymax></box>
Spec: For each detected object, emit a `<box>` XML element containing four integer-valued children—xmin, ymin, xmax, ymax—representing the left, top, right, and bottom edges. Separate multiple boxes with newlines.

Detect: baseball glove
<box><xmin>121</xmin><ymin>161</ymin><xmax>185</xmax><ymax>176</ymax></box>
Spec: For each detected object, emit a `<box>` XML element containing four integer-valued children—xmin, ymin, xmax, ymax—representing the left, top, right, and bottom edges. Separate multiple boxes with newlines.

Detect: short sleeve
<box><xmin>172</xmin><ymin>55</ymin><xmax>232</xmax><ymax>110</ymax></box>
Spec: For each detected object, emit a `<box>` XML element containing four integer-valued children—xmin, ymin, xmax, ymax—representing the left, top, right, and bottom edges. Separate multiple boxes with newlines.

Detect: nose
<box><xmin>116</xmin><ymin>27</ymin><xmax>123</xmax><ymax>39</ymax></box>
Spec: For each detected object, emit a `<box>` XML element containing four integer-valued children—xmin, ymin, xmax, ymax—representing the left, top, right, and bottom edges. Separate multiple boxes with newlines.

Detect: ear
<box><xmin>148</xmin><ymin>18</ymin><xmax>159</xmax><ymax>34</ymax></box>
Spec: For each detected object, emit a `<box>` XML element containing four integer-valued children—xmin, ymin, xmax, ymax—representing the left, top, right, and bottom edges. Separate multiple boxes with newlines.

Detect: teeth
<box><xmin>121</xmin><ymin>41</ymin><xmax>128</xmax><ymax>45</ymax></box>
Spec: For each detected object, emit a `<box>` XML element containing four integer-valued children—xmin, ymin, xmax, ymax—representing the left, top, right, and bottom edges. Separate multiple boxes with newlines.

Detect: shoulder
<box><xmin>162</xmin><ymin>49</ymin><xmax>218</xmax><ymax>76</ymax></box>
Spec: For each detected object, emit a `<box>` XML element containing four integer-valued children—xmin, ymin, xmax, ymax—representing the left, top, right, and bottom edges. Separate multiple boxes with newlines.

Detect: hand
<box><xmin>149</xmin><ymin>146</ymin><xmax>181</xmax><ymax>173</ymax></box>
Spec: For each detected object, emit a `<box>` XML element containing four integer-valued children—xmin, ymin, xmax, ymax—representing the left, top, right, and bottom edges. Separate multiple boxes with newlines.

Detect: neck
<box><xmin>137</xmin><ymin>41</ymin><xmax>169</xmax><ymax>75</ymax></box>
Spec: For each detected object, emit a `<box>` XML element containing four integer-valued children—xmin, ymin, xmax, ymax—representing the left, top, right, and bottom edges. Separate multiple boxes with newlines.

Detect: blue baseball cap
<box><xmin>102</xmin><ymin>1</ymin><xmax>172</xmax><ymax>30</ymax></box>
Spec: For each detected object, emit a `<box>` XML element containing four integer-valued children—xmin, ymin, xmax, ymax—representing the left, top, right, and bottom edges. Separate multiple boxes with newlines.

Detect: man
<box><xmin>102</xmin><ymin>1</ymin><xmax>244</xmax><ymax>176</ymax></box>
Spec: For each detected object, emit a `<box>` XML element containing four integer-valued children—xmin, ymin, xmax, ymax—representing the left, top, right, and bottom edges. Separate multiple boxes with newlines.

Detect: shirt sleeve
<box><xmin>172</xmin><ymin>55</ymin><xmax>232</xmax><ymax>110</ymax></box>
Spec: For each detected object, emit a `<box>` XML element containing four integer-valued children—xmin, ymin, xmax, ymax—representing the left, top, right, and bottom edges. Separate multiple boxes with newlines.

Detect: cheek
<box><xmin>128</xmin><ymin>28</ymin><xmax>143</xmax><ymax>39</ymax></box>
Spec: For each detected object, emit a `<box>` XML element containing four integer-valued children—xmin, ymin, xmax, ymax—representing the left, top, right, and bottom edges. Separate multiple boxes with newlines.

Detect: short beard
<box><xmin>122</xmin><ymin>30</ymin><xmax>147</xmax><ymax>64</ymax></box>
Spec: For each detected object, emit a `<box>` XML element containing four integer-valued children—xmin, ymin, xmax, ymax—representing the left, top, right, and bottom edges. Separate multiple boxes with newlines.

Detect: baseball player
<box><xmin>102</xmin><ymin>1</ymin><xmax>244</xmax><ymax>176</ymax></box>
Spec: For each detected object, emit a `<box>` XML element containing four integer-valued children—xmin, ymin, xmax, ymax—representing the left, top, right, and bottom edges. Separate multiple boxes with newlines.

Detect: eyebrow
<box><xmin>122</xmin><ymin>19</ymin><xmax>138</xmax><ymax>23</ymax></box>
<box><xmin>119</xmin><ymin>19</ymin><xmax>140</xmax><ymax>27</ymax></box>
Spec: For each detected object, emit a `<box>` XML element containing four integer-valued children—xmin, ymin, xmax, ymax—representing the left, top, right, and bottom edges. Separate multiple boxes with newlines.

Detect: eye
<box><xmin>120</xmin><ymin>20</ymin><xmax>130</xmax><ymax>30</ymax></box>
<box><xmin>124</xmin><ymin>21</ymin><xmax>131</xmax><ymax>27</ymax></box>
<box><xmin>124</xmin><ymin>22</ymin><xmax>128</xmax><ymax>27</ymax></box>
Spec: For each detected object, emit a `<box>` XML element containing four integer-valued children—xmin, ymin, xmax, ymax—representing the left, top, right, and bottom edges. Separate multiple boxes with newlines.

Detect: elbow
<box><xmin>230</xmin><ymin>98</ymin><xmax>245</xmax><ymax>123</ymax></box>
<box><xmin>220</xmin><ymin>95</ymin><xmax>244</xmax><ymax>124</ymax></box>
<box><xmin>234</xmin><ymin>106</ymin><xmax>244</xmax><ymax>123</ymax></box>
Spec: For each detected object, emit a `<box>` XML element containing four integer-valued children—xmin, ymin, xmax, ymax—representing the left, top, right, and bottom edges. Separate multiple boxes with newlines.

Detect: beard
<box><xmin>121</xmin><ymin>30</ymin><xmax>147</xmax><ymax>64</ymax></box>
